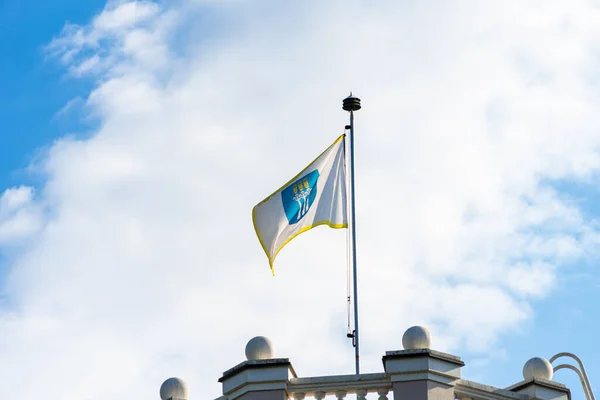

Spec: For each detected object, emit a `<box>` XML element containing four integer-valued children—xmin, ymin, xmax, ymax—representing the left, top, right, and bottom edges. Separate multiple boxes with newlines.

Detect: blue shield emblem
<box><xmin>281</xmin><ymin>170</ymin><xmax>320</xmax><ymax>225</ymax></box>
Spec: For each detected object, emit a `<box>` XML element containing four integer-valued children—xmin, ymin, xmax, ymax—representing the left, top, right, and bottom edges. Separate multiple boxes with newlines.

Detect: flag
<box><xmin>252</xmin><ymin>135</ymin><xmax>348</xmax><ymax>274</ymax></box>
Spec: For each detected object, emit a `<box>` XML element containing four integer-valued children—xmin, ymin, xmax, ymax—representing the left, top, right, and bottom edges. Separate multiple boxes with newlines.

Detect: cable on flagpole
<box><xmin>344</xmin><ymin>127</ymin><xmax>353</xmax><ymax>340</ymax></box>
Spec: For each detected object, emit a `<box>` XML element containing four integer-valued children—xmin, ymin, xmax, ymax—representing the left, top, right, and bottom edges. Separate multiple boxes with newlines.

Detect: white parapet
<box><xmin>213</xmin><ymin>329</ymin><xmax>576</xmax><ymax>400</ymax></box>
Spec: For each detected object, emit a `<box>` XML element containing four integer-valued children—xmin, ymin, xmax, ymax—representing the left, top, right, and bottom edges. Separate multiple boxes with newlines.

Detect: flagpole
<box><xmin>343</xmin><ymin>93</ymin><xmax>361</xmax><ymax>374</ymax></box>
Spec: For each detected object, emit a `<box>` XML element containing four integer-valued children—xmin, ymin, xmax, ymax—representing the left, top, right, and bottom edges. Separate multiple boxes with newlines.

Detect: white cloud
<box><xmin>0</xmin><ymin>186</ymin><xmax>34</xmax><ymax>212</ymax></box>
<box><xmin>53</xmin><ymin>96</ymin><xmax>85</xmax><ymax>120</ymax></box>
<box><xmin>0</xmin><ymin>187</ymin><xmax>42</xmax><ymax>246</ymax></box>
<box><xmin>46</xmin><ymin>0</ymin><xmax>173</xmax><ymax>79</ymax></box>
<box><xmin>92</xmin><ymin>0</ymin><xmax>160</xmax><ymax>32</ymax></box>
<box><xmin>2</xmin><ymin>0</ymin><xmax>600</xmax><ymax>399</ymax></box>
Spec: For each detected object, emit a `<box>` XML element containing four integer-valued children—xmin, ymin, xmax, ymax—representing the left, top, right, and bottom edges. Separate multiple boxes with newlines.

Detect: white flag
<box><xmin>252</xmin><ymin>135</ymin><xmax>348</xmax><ymax>274</ymax></box>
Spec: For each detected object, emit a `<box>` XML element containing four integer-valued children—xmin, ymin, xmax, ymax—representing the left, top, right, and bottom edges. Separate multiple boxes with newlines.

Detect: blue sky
<box><xmin>0</xmin><ymin>0</ymin><xmax>105</xmax><ymax>189</ymax></box>
<box><xmin>0</xmin><ymin>1</ymin><xmax>598</xmax><ymax>399</ymax></box>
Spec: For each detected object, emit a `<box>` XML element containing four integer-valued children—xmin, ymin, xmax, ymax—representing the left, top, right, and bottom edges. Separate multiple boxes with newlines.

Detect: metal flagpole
<box><xmin>343</xmin><ymin>93</ymin><xmax>361</xmax><ymax>374</ymax></box>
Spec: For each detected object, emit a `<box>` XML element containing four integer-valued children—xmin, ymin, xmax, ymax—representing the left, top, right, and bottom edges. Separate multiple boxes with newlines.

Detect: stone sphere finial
<box><xmin>523</xmin><ymin>357</ymin><xmax>553</xmax><ymax>381</ymax></box>
<box><xmin>402</xmin><ymin>326</ymin><xmax>432</xmax><ymax>350</ymax></box>
<box><xmin>160</xmin><ymin>377</ymin><xmax>188</xmax><ymax>400</ymax></box>
<box><xmin>245</xmin><ymin>336</ymin><xmax>274</xmax><ymax>360</ymax></box>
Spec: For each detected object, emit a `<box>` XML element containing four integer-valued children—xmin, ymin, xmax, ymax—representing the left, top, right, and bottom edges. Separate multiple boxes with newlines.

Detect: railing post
<box><xmin>377</xmin><ymin>388</ymin><xmax>389</xmax><ymax>400</ymax></box>
<box><xmin>382</xmin><ymin>326</ymin><xmax>464</xmax><ymax>400</ymax></box>
<box><xmin>506</xmin><ymin>357</ymin><xmax>570</xmax><ymax>400</ymax></box>
<box><xmin>218</xmin><ymin>336</ymin><xmax>296</xmax><ymax>400</ymax></box>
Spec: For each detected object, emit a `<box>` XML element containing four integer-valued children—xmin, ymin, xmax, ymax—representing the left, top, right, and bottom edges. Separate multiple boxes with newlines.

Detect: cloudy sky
<box><xmin>1</xmin><ymin>0</ymin><xmax>599</xmax><ymax>399</ymax></box>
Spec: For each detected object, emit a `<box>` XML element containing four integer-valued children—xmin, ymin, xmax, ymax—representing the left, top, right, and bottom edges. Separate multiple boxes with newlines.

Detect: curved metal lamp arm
<box><xmin>551</xmin><ymin>352</ymin><xmax>595</xmax><ymax>400</ymax></box>
<box><xmin>554</xmin><ymin>364</ymin><xmax>592</xmax><ymax>400</ymax></box>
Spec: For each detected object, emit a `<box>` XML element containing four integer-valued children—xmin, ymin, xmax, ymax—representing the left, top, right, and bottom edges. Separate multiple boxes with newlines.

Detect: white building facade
<box><xmin>159</xmin><ymin>326</ymin><xmax>593</xmax><ymax>400</ymax></box>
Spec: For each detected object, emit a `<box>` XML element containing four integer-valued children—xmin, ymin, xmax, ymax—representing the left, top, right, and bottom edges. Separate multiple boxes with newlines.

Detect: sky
<box><xmin>0</xmin><ymin>0</ymin><xmax>599</xmax><ymax>399</ymax></box>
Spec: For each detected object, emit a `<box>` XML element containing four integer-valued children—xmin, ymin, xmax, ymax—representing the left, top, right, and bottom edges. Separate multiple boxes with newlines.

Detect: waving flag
<box><xmin>252</xmin><ymin>135</ymin><xmax>348</xmax><ymax>274</ymax></box>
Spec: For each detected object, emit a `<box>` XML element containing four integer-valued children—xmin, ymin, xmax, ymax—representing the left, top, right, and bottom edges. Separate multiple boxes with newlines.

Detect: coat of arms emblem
<box><xmin>281</xmin><ymin>170</ymin><xmax>320</xmax><ymax>224</ymax></box>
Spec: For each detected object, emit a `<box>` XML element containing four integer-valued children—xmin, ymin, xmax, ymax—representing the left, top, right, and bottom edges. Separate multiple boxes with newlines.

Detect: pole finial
<box><xmin>343</xmin><ymin>93</ymin><xmax>361</xmax><ymax>112</ymax></box>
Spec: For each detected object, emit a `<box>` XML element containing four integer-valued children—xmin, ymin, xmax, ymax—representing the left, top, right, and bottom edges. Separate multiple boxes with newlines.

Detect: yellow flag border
<box><xmin>252</xmin><ymin>134</ymin><xmax>348</xmax><ymax>275</ymax></box>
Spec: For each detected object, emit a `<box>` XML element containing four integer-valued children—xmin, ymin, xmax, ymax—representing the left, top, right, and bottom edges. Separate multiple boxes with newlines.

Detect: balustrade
<box><xmin>289</xmin><ymin>390</ymin><xmax>391</xmax><ymax>399</ymax></box>
<box><xmin>287</xmin><ymin>372</ymin><xmax>391</xmax><ymax>399</ymax></box>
